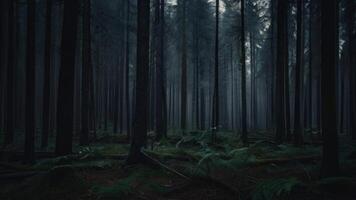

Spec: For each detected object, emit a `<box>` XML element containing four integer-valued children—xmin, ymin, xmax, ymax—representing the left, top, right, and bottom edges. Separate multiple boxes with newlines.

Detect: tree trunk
<box><xmin>321</xmin><ymin>0</ymin><xmax>339</xmax><ymax>177</ymax></box>
<box><xmin>5</xmin><ymin>0</ymin><xmax>15</xmax><ymax>145</ymax></box>
<box><xmin>240</xmin><ymin>0</ymin><xmax>247</xmax><ymax>144</ymax></box>
<box><xmin>24</xmin><ymin>0</ymin><xmax>36</xmax><ymax>164</ymax></box>
<box><xmin>56</xmin><ymin>0</ymin><xmax>79</xmax><ymax>156</ymax></box>
<box><xmin>212</xmin><ymin>0</ymin><xmax>220</xmax><ymax>142</ymax></box>
<box><xmin>41</xmin><ymin>0</ymin><xmax>52</xmax><ymax>149</ymax></box>
<box><xmin>155</xmin><ymin>0</ymin><xmax>167</xmax><ymax>140</ymax></box>
<box><xmin>126</xmin><ymin>0</ymin><xmax>150</xmax><ymax>164</ymax></box>
<box><xmin>80</xmin><ymin>0</ymin><xmax>91</xmax><ymax>146</ymax></box>
<box><xmin>294</xmin><ymin>0</ymin><xmax>304</xmax><ymax>145</ymax></box>
<box><xmin>180</xmin><ymin>0</ymin><xmax>187</xmax><ymax>134</ymax></box>
<box><xmin>125</xmin><ymin>0</ymin><xmax>131</xmax><ymax>139</ymax></box>
<box><xmin>347</xmin><ymin>0</ymin><xmax>356</xmax><ymax>140</ymax></box>
<box><xmin>275</xmin><ymin>0</ymin><xmax>288</xmax><ymax>143</ymax></box>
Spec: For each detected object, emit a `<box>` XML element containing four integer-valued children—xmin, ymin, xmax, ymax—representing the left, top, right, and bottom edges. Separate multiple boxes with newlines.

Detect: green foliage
<box><xmin>252</xmin><ymin>178</ymin><xmax>302</xmax><ymax>200</ymax></box>
<box><xmin>93</xmin><ymin>175</ymin><xmax>136</xmax><ymax>200</ymax></box>
<box><xmin>92</xmin><ymin>167</ymin><xmax>169</xmax><ymax>200</ymax></box>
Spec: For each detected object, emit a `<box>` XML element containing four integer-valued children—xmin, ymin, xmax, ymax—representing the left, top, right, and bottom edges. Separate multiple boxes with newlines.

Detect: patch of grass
<box><xmin>252</xmin><ymin>178</ymin><xmax>302</xmax><ymax>200</ymax></box>
<box><xmin>92</xmin><ymin>166</ymin><xmax>170</xmax><ymax>200</ymax></box>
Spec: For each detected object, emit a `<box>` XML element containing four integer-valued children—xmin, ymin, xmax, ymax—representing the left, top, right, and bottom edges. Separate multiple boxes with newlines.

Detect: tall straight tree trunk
<box><xmin>320</xmin><ymin>0</ymin><xmax>339</xmax><ymax>177</ymax></box>
<box><xmin>125</xmin><ymin>0</ymin><xmax>131</xmax><ymax>139</ymax></box>
<box><xmin>42</xmin><ymin>0</ymin><xmax>52</xmax><ymax>149</ymax></box>
<box><xmin>126</xmin><ymin>0</ymin><xmax>150</xmax><ymax>164</ymax></box>
<box><xmin>5</xmin><ymin>0</ymin><xmax>15</xmax><ymax>145</ymax></box>
<box><xmin>81</xmin><ymin>0</ymin><xmax>91</xmax><ymax>146</ymax></box>
<box><xmin>180</xmin><ymin>0</ymin><xmax>187</xmax><ymax>134</ymax></box>
<box><xmin>294</xmin><ymin>0</ymin><xmax>304</xmax><ymax>145</ymax></box>
<box><xmin>285</xmin><ymin>1</ymin><xmax>291</xmax><ymax>140</ymax></box>
<box><xmin>155</xmin><ymin>0</ymin><xmax>167</xmax><ymax>140</ymax></box>
<box><xmin>240</xmin><ymin>0</ymin><xmax>247</xmax><ymax>144</ymax></box>
<box><xmin>347</xmin><ymin>0</ymin><xmax>356</xmax><ymax>140</ymax></box>
<box><xmin>24</xmin><ymin>0</ymin><xmax>36</xmax><ymax>164</ymax></box>
<box><xmin>308</xmin><ymin>0</ymin><xmax>313</xmax><ymax>129</ymax></box>
<box><xmin>212</xmin><ymin>0</ymin><xmax>219</xmax><ymax>142</ymax></box>
<box><xmin>275</xmin><ymin>0</ymin><xmax>288</xmax><ymax>143</ymax></box>
<box><xmin>56</xmin><ymin>0</ymin><xmax>79</xmax><ymax>156</ymax></box>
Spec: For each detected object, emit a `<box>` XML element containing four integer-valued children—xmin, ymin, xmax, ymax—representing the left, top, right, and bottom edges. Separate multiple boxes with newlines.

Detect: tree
<box><xmin>81</xmin><ymin>0</ymin><xmax>91</xmax><ymax>146</ymax></box>
<box><xmin>347</xmin><ymin>0</ymin><xmax>356</xmax><ymax>140</ymax></box>
<box><xmin>180</xmin><ymin>0</ymin><xmax>187</xmax><ymax>134</ymax></box>
<box><xmin>275</xmin><ymin>0</ymin><xmax>288</xmax><ymax>143</ymax></box>
<box><xmin>125</xmin><ymin>0</ymin><xmax>131</xmax><ymax>140</ymax></box>
<box><xmin>24</xmin><ymin>0</ymin><xmax>36</xmax><ymax>164</ymax></box>
<box><xmin>56</xmin><ymin>0</ymin><xmax>79</xmax><ymax>156</ymax></box>
<box><xmin>126</xmin><ymin>0</ymin><xmax>150</xmax><ymax>164</ymax></box>
<box><xmin>294</xmin><ymin>0</ymin><xmax>304</xmax><ymax>145</ymax></box>
<box><xmin>240</xmin><ymin>0</ymin><xmax>247</xmax><ymax>145</ymax></box>
<box><xmin>212</xmin><ymin>0</ymin><xmax>220</xmax><ymax>142</ymax></box>
<box><xmin>321</xmin><ymin>0</ymin><xmax>339</xmax><ymax>177</ymax></box>
<box><xmin>155</xmin><ymin>0</ymin><xmax>167</xmax><ymax>140</ymax></box>
<box><xmin>5</xmin><ymin>0</ymin><xmax>15</xmax><ymax>145</ymax></box>
<box><xmin>42</xmin><ymin>0</ymin><xmax>52</xmax><ymax>149</ymax></box>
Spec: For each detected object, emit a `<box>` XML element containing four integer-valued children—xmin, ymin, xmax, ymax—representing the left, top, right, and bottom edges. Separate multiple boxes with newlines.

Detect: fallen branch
<box><xmin>141</xmin><ymin>150</ymin><xmax>191</xmax><ymax>181</ymax></box>
<box><xmin>253</xmin><ymin>155</ymin><xmax>321</xmax><ymax>166</ymax></box>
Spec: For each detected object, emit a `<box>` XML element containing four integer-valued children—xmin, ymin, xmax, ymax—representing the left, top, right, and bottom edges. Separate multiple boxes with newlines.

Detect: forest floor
<box><xmin>0</xmin><ymin>130</ymin><xmax>356</xmax><ymax>200</ymax></box>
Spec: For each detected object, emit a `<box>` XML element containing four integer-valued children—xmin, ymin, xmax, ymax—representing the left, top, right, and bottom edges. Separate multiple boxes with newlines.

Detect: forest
<box><xmin>0</xmin><ymin>0</ymin><xmax>356</xmax><ymax>199</ymax></box>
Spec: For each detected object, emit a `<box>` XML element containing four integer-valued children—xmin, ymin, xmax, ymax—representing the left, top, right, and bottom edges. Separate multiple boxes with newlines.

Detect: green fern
<box><xmin>252</xmin><ymin>178</ymin><xmax>301</xmax><ymax>200</ymax></box>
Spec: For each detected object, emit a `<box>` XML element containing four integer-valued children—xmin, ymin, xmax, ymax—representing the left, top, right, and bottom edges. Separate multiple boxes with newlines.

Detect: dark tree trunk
<box><xmin>180</xmin><ymin>0</ymin><xmax>187</xmax><ymax>134</ymax></box>
<box><xmin>80</xmin><ymin>0</ymin><xmax>91</xmax><ymax>146</ymax></box>
<box><xmin>24</xmin><ymin>0</ymin><xmax>36</xmax><ymax>164</ymax></box>
<box><xmin>5</xmin><ymin>0</ymin><xmax>15</xmax><ymax>145</ymax></box>
<box><xmin>126</xmin><ymin>0</ymin><xmax>150</xmax><ymax>164</ymax></box>
<box><xmin>200</xmin><ymin>88</ymin><xmax>205</xmax><ymax>130</ymax></box>
<box><xmin>275</xmin><ymin>0</ymin><xmax>288</xmax><ymax>143</ymax></box>
<box><xmin>240</xmin><ymin>0</ymin><xmax>247</xmax><ymax>145</ymax></box>
<box><xmin>347</xmin><ymin>0</ymin><xmax>356</xmax><ymax>140</ymax></box>
<box><xmin>212</xmin><ymin>0</ymin><xmax>220</xmax><ymax>142</ymax></box>
<box><xmin>125</xmin><ymin>0</ymin><xmax>131</xmax><ymax>139</ymax></box>
<box><xmin>41</xmin><ymin>0</ymin><xmax>52</xmax><ymax>149</ymax></box>
<box><xmin>56</xmin><ymin>0</ymin><xmax>79</xmax><ymax>156</ymax></box>
<box><xmin>321</xmin><ymin>0</ymin><xmax>339</xmax><ymax>177</ymax></box>
<box><xmin>155</xmin><ymin>0</ymin><xmax>167</xmax><ymax>140</ymax></box>
<box><xmin>294</xmin><ymin>0</ymin><xmax>304</xmax><ymax>145</ymax></box>
<box><xmin>308</xmin><ymin>0</ymin><xmax>313</xmax><ymax>129</ymax></box>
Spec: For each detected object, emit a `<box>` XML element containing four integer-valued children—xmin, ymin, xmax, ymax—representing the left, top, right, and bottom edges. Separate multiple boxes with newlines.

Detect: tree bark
<box><xmin>56</xmin><ymin>0</ymin><xmax>79</xmax><ymax>156</ymax></box>
<box><xmin>275</xmin><ymin>0</ymin><xmax>288</xmax><ymax>143</ymax></box>
<box><xmin>5</xmin><ymin>0</ymin><xmax>15</xmax><ymax>145</ymax></box>
<box><xmin>294</xmin><ymin>0</ymin><xmax>304</xmax><ymax>145</ymax></box>
<box><xmin>126</xmin><ymin>0</ymin><xmax>150</xmax><ymax>164</ymax></box>
<box><xmin>241</xmin><ymin>0</ymin><xmax>247</xmax><ymax>145</ymax></box>
<box><xmin>24</xmin><ymin>0</ymin><xmax>36</xmax><ymax>164</ymax></box>
<box><xmin>321</xmin><ymin>0</ymin><xmax>339</xmax><ymax>177</ymax></box>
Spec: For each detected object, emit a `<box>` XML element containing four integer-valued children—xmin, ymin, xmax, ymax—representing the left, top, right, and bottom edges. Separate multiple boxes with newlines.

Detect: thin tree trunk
<box><xmin>24</xmin><ymin>0</ymin><xmax>36</xmax><ymax>164</ymax></box>
<box><xmin>241</xmin><ymin>0</ymin><xmax>247</xmax><ymax>144</ymax></box>
<box><xmin>180</xmin><ymin>0</ymin><xmax>187</xmax><ymax>134</ymax></box>
<box><xmin>5</xmin><ymin>0</ymin><xmax>15</xmax><ymax>145</ymax></box>
<box><xmin>80</xmin><ymin>0</ymin><xmax>91</xmax><ymax>146</ymax></box>
<box><xmin>212</xmin><ymin>0</ymin><xmax>220</xmax><ymax>142</ymax></box>
<box><xmin>41</xmin><ymin>0</ymin><xmax>52</xmax><ymax>149</ymax></box>
<box><xmin>294</xmin><ymin>0</ymin><xmax>304</xmax><ymax>145</ymax></box>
